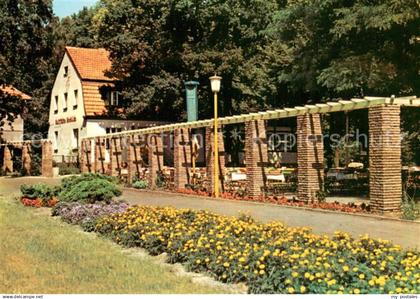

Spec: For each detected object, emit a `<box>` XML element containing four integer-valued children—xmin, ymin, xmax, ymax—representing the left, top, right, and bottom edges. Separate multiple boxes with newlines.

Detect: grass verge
<box><xmin>0</xmin><ymin>196</ymin><xmax>226</xmax><ymax>294</ymax></box>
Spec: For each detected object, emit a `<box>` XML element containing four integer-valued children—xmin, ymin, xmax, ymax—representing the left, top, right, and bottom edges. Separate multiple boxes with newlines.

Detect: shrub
<box><xmin>59</xmin><ymin>179</ymin><xmax>122</xmax><ymax>204</ymax></box>
<box><xmin>95</xmin><ymin>206</ymin><xmax>420</xmax><ymax>294</ymax></box>
<box><xmin>60</xmin><ymin>173</ymin><xmax>117</xmax><ymax>192</ymax></box>
<box><xmin>401</xmin><ymin>196</ymin><xmax>419</xmax><ymax>220</ymax></box>
<box><xmin>20</xmin><ymin>183</ymin><xmax>60</xmax><ymax>206</ymax></box>
<box><xmin>133</xmin><ymin>179</ymin><xmax>148</xmax><ymax>189</ymax></box>
<box><xmin>20</xmin><ymin>183</ymin><xmax>59</xmax><ymax>207</ymax></box>
<box><xmin>52</xmin><ymin>201</ymin><xmax>129</xmax><ymax>231</ymax></box>
<box><xmin>59</xmin><ymin>163</ymin><xmax>81</xmax><ymax>175</ymax></box>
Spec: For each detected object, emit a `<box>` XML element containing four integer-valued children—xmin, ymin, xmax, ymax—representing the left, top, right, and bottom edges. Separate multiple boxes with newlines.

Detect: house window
<box><xmin>72</xmin><ymin>129</ymin><xmax>79</xmax><ymax>149</ymax></box>
<box><xmin>54</xmin><ymin>131</ymin><xmax>59</xmax><ymax>154</ymax></box>
<box><xmin>64</xmin><ymin>66</ymin><xmax>68</xmax><ymax>77</ymax></box>
<box><xmin>63</xmin><ymin>92</ymin><xmax>68</xmax><ymax>112</ymax></box>
<box><xmin>105</xmin><ymin>91</ymin><xmax>120</xmax><ymax>106</ymax></box>
<box><xmin>54</xmin><ymin>96</ymin><xmax>58</xmax><ymax>114</ymax></box>
<box><xmin>73</xmin><ymin>89</ymin><xmax>78</xmax><ymax>109</ymax></box>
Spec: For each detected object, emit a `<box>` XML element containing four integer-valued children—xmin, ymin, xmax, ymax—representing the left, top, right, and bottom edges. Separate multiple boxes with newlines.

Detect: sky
<box><xmin>53</xmin><ymin>0</ymin><xmax>98</xmax><ymax>18</ymax></box>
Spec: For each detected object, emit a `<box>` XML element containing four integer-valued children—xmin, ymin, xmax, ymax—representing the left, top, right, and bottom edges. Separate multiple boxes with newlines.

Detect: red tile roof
<box><xmin>82</xmin><ymin>81</ymin><xmax>114</xmax><ymax>116</ymax></box>
<box><xmin>65</xmin><ymin>46</ymin><xmax>115</xmax><ymax>82</ymax></box>
<box><xmin>0</xmin><ymin>85</ymin><xmax>31</xmax><ymax>100</ymax></box>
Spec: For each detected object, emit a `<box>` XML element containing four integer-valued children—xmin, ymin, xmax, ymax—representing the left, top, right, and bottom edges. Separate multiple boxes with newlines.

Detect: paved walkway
<box><xmin>1</xmin><ymin>177</ymin><xmax>419</xmax><ymax>249</ymax></box>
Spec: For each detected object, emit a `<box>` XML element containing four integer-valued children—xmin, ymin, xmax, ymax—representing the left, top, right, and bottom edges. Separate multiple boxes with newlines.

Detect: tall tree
<box><xmin>94</xmin><ymin>0</ymin><xmax>281</xmax><ymax>121</ymax></box>
<box><xmin>0</xmin><ymin>0</ymin><xmax>56</xmax><ymax>136</ymax></box>
<box><xmin>268</xmin><ymin>0</ymin><xmax>420</xmax><ymax>100</ymax></box>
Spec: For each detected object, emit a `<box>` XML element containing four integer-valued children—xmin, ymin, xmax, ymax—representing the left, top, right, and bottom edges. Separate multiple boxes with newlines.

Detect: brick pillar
<box><xmin>94</xmin><ymin>137</ymin><xmax>106</xmax><ymax>174</ymax></box>
<box><xmin>369</xmin><ymin>105</ymin><xmax>401</xmax><ymax>213</ymax></box>
<box><xmin>22</xmin><ymin>143</ymin><xmax>32</xmax><ymax>175</ymax></box>
<box><xmin>205</xmin><ymin>126</ymin><xmax>225</xmax><ymax>194</ymax></box>
<box><xmin>245</xmin><ymin>120</ymin><xmax>269</xmax><ymax>197</ymax></box>
<box><xmin>174</xmin><ymin>128</ymin><xmax>192</xmax><ymax>190</ymax></box>
<box><xmin>110</xmin><ymin>137</ymin><xmax>122</xmax><ymax>177</ymax></box>
<box><xmin>80</xmin><ymin>139</ymin><xmax>92</xmax><ymax>173</ymax></box>
<box><xmin>128</xmin><ymin>134</ymin><xmax>146</xmax><ymax>184</ymax></box>
<box><xmin>297</xmin><ymin>113</ymin><xmax>324</xmax><ymax>202</ymax></box>
<box><xmin>41</xmin><ymin>141</ymin><xmax>53</xmax><ymax>177</ymax></box>
<box><xmin>2</xmin><ymin>145</ymin><xmax>13</xmax><ymax>173</ymax></box>
<box><xmin>148</xmin><ymin>134</ymin><xmax>164</xmax><ymax>188</ymax></box>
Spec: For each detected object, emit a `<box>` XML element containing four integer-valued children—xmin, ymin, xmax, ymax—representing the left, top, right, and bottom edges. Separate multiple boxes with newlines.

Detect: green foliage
<box><xmin>59</xmin><ymin>174</ymin><xmax>121</xmax><ymax>203</ymax></box>
<box><xmin>61</xmin><ymin>173</ymin><xmax>117</xmax><ymax>191</ymax></box>
<box><xmin>59</xmin><ymin>164</ymin><xmax>81</xmax><ymax>175</ymax></box>
<box><xmin>401</xmin><ymin>194</ymin><xmax>419</xmax><ymax>221</ymax></box>
<box><xmin>20</xmin><ymin>183</ymin><xmax>59</xmax><ymax>202</ymax></box>
<box><xmin>132</xmin><ymin>179</ymin><xmax>148</xmax><ymax>189</ymax></box>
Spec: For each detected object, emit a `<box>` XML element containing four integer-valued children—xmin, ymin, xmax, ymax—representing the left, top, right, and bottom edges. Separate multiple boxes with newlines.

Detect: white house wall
<box><xmin>48</xmin><ymin>53</ymin><xmax>85</xmax><ymax>159</ymax></box>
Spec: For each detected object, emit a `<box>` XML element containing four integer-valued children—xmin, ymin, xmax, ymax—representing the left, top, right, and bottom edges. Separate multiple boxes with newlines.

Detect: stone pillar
<box><xmin>80</xmin><ymin>139</ymin><xmax>92</xmax><ymax>173</ymax></box>
<box><xmin>205</xmin><ymin>126</ymin><xmax>225</xmax><ymax>194</ymax></box>
<box><xmin>174</xmin><ymin>128</ymin><xmax>192</xmax><ymax>190</ymax></box>
<box><xmin>110</xmin><ymin>137</ymin><xmax>122</xmax><ymax>177</ymax></box>
<box><xmin>245</xmin><ymin>120</ymin><xmax>269</xmax><ymax>197</ymax></box>
<box><xmin>41</xmin><ymin>141</ymin><xmax>53</xmax><ymax>177</ymax></box>
<box><xmin>128</xmin><ymin>134</ymin><xmax>145</xmax><ymax>184</ymax></box>
<box><xmin>2</xmin><ymin>145</ymin><xmax>13</xmax><ymax>173</ymax></box>
<box><xmin>297</xmin><ymin>113</ymin><xmax>324</xmax><ymax>202</ymax></box>
<box><xmin>22</xmin><ymin>143</ymin><xmax>32</xmax><ymax>175</ymax></box>
<box><xmin>148</xmin><ymin>134</ymin><xmax>164</xmax><ymax>188</ymax></box>
<box><xmin>369</xmin><ymin>105</ymin><xmax>401</xmax><ymax>213</ymax></box>
<box><xmin>94</xmin><ymin>137</ymin><xmax>106</xmax><ymax>174</ymax></box>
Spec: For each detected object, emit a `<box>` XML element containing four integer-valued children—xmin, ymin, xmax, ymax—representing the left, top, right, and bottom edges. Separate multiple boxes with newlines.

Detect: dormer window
<box><xmin>105</xmin><ymin>91</ymin><xmax>120</xmax><ymax>106</ymax></box>
<box><xmin>64</xmin><ymin>66</ymin><xmax>68</xmax><ymax>77</ymax></box>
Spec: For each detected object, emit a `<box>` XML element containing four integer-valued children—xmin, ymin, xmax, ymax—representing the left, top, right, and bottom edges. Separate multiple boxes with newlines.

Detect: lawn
<box><xmin>0</xmin><ymin>196</ymin><xmax>226</xmax><ymax>294</ymax></box>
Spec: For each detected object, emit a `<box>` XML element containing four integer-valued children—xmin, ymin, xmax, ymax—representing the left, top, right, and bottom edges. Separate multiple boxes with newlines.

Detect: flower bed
<box><xmin>52</xmin><ymin>201</ymin><xmax>129</xmax><ymax>231</ymax></box>
<box><xmin>177</xmin><ymin>189</ymin><xmax>368</xmax><ymax>214</ymax></box>
<box><xmin>20</xmin><ymin>183</ymin><xmax>59</xmax><ymax>207</ymax></box>
<box><xmin>95</xmin><ymin>206</ymin><xmax>419</xmax><ymax>294</ymax></box>
<box><xmin>21</xmin><ymin>197</ymin><xmax>58</xmax><ymax>208</ymax></box>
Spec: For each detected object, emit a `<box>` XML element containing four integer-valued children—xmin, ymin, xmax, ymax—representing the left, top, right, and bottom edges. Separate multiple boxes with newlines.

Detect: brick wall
<box><xmin>2</xmin><ymin>145</ymin><xmax>13</xmax><ymax>173</ymax></box>
<box><xmin>245</xmin><ymin>120</ymin><xmax>268</xmax><ymax>197</ymax></box>
<box><xmin>80</xmin><ymin>139</ymin><xmax>92</xmax><ymax>173</ymax></box>
<box><xmin>41</xmin><ymin>141</ymin><xmax>53</xmax><ymax>177</ymax></box>
<box><xmin>369</xmin><ymin>105</ymin><xmax>402</xmax><ymax>213</ymax></box>
<box><xmin>22</xmin><ymin>143</ymin><xmax>32</xmax><ymax>175</ymax></box>
<box><xmin>110</xmin><ymin>137</ymin><xmax>123</xmax><ymax>177</ymax></box>
<box><xmin>148</xmin><ymin>134</ymin><xmax>164</xmax><ymax>189</ymax></box>
<box><xmin>297</xmin><ymin>113</ymin><xmax>324</xmax><ymax>202</ymax></box>
<box><xmin>174</xmin><ymin>128</ymin><xmax>192</xmax><ymax>190</ymax></box>
<box><xmin>205</xmin><ymin>126</ymin><xmax>225</xmax><ymax>194</ymax></box>
<box><xmin>128</xmin><ymin>134</ymin><xmax>146</xmax><ymax>184</ymax></box>
<box><xmin>94</xmin><ymin>137</ymin><xmax>106</xmax><ymax>174</ymax></box>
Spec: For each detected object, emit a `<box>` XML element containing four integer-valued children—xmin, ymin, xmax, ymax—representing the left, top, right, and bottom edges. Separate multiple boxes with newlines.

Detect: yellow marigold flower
<box><xmin>304</xmin><ymin>272</ymin><xmax>310</xmax><ymax>279</ymax></box>
<box><xmin>327</xmin><ymin>279</ymin><xmax>336</xmax><ymax>286</ymax></box>
<box><xmin>239</xmin><ymin>257</ymin><xmax>246</xmax><ymax>263</ymax></box>
<box><xmin>352</xmin><ymin>267</ymin><xmax>358</xmax><ymax>272</ymax></box>
<box><xmin>223</xmin><ymin>262</ymin><xmax>230</xmax><ymax>268</ymax></box>
<box><xmin>368</xmin><ymin>280</ymin><xmax>375</xmax><ymax>286</ymax></box>
<box><xmin>300</xmin><ymin>286</ymin><xmax>306</xmax><ymax>293</ymax></box>
<box><xmin>292</xmin><ymin>272</ymin><xmax>299</xmax><ymax>278</ymax></box>
<box><xmin>288</xmin><ymin>287</ymin><xmax>295</xmax><ymax>294</ymax></box>
<box><xmin>196</xmin><ymin>259</ymin><xmax>201</xmax><ymax>264</ymax></box>
<box><xmin>259</xmin><ymin>270</ymin><xmax>265</xmax><ymax>275</ymax></box>
<box><xmin>359</xmin><ymin>273</ymin><xmax>365</xmax><ymax>279</ymax></box>
<box><xmin>354</xmin><ymin>289</ymin><xmax>360</xmax><ymax>294</ymax></box>
<box><xmin>342</xmin><ymin>265</ymin><xmax>349</xmax><ymax>272</ymax></box>
<box><xmin>259</xmin><ymin>264</ymin><xmax>266</xmax><ymax>270</ymax></box>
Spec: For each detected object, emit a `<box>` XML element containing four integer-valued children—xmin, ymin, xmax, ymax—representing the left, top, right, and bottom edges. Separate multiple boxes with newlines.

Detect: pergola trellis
<box><xmin>79</xmin><ymin>96</ymin><xmax>419</xmax><ymax>214</ymax></box>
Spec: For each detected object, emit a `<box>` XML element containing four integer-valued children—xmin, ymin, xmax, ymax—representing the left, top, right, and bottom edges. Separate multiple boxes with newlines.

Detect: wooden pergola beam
<box><xmin>82</xmin><ymin>96</ymin><xmax>418</xmax><ymax>141</ymax></box>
